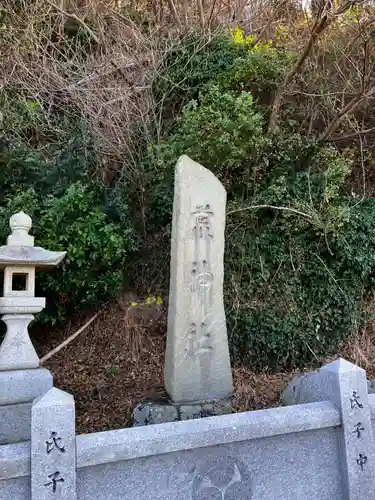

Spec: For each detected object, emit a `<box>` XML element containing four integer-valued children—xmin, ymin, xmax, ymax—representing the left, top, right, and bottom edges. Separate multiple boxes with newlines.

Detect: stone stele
<box><xmin>164</xmin><ymin>155</ymin><xmax>233</xmax><ymax>404</ymax></box>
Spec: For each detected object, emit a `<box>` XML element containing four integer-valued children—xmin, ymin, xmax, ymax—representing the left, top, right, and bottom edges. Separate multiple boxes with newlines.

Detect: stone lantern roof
<box><xmin>0</xmin><ymin>211</ymin><xmax>66</xmax><ymax>269</ymax></box>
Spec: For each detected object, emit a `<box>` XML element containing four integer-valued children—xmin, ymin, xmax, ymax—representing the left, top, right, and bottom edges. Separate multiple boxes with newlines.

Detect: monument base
<box><xmin>132</xmin><ymin>397</ymin><xmax>232</xmax><ymax>427</ymax></box>
<box><xmin>0</xmin><ymin>368</ymin><xmax>53</xmax><ymax>444</ymax></box>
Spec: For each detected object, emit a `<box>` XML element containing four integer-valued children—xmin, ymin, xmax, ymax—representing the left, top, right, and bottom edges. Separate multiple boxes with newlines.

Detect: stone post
<box><xmin>0</xmin><ymin>212</ymin><xmax>66</xmax><ymax>443</ymax></box>
<box><xmin>320</xmin><ymin>359</ymin><xmax>375</xmax><ymax>499</ymax></box>
<box><xmin>164</xmin><ymin>156</ymin><xmax>233</xmax><ymax>403</ymax></box>
<box><xmin>133</xmin><ymin>156</ymin><xmax>233</xmax><ymax>426</ymax></box>
<box><xmin>31</xmin><ymin>388</ymin><xmax>76</xmax><ymax>500</ymax></box>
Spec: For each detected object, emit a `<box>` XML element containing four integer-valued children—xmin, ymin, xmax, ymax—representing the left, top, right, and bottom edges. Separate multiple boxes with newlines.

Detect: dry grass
<box><xmin>31</xmin><ymin>294</ymin><xmax>375</xmax><ymax>433</ymax></box>
<box><xmin>33</xmin><ymin>297</ymin><xmax>168</xmax><ymax>433</ymax></box>
<box><xmin>232</xmin><ymin>366</ymin><xmax>295</xmax><ymax>412</ymax></box>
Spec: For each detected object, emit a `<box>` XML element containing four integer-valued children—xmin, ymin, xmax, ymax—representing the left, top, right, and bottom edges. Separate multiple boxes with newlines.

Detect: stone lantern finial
<box><xmin>8</xmin><ymin>211</ymin><xmax>34</xmax><ymax>246</ymax></box>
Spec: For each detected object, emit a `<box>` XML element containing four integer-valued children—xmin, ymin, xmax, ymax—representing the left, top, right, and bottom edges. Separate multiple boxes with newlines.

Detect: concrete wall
<box><xmin>0</xmin><ymin>401</ymin><xmax>344</xmax><ymax>500</ymax></box>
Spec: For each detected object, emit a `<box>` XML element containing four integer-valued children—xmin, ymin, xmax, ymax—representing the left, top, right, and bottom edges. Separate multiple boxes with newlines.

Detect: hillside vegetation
<box><xmin>2</xmin><ymin>0</ymin><xmax>375</xmax><ymax>370</ymax></box>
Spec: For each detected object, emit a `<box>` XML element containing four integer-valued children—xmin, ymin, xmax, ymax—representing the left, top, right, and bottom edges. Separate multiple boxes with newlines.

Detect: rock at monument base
<box><xmin>281</xmin><ymin>370</ymin><xmax>375</xmax><ymax>406</ymax></box>
<box><xmin>281</xmin><ymin>372</ymin><xmax>323</xmax><ymax>406</ymax></box>
<box><xmin>132</xmin><ymin>397</ymin><xmax>232</xmax><ymax>427</ymax></box>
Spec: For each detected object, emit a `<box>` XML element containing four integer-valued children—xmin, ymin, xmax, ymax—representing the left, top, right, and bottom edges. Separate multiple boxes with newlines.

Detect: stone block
<box><xmin>0</xmin><ymin>368</ymin><xmax>52</xmax><ymax>406</ymax></box>
<box><xmin>132</xmin><ymin>398</ymin><xmax>232</xmax><ymax>427</ymax></box>
<box><xmin>281</xmin><ymin>372</ymin><xmax>324</xmax><ymax>406</ymax></box>
<box><xmin>31</xmin><ymin>388</ymin><xmax>76</xmax><ymax>500</ymax></box>
<box><xmin>0</xmin><ymin>402</ymin><xmax>32</xmax><ymax>445</ymax></box>
<box><xmin>0</xmin><ymin>403</ymin><xmax>32</xmax><ymax>444</ymax></box>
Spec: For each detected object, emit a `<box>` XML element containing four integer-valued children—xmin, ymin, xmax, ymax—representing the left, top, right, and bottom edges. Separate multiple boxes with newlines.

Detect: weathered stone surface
<box><xmin>164</xmin><ymin>155</ymin><xmax>233</xmax><ymax>404</ymax></box>
<box><xmin>0</xmin><ymin>402</ymin><xmax>32</xmax><ymax>445</ymax></box>
<box><xmin>31</xmin><ymin>388</ymin><xmax>76</xmax><ymax>500</ymax></box>
<box><xmin>0</xmin><ymin>424</ymin><xmax>344</xmax><ymax>500</ymax></box>
<box><xmin>0</xmin><ymin>399</ymin><xmax>344</xmax><ymax>500</ymax></box>
<box><xmin>0</xmin><ymin>211</ymin><xmax>66</xmax><ymax>370</ymax></box>
<box><xmin>281</xmin><ymin>372</ymin><xmax>324</xmax><ymax>406</ymax></box>
<box><xmin>0</xmin><ymin>246</ymin><xmax>66</xmax><ymax>268</ymax></box>
<box><xmin>0</xmin><ymin>211</ymin><xmax>65</xmax><ymax>268</ymax></box>
<box><xmin>281</xmin><ymin>371</ymin><xmax>375</xmax><ymax>407</ymax></box>
<box><xmin>132</xmin><ymin>398</ymin><xmax>232</xmax><ymax>426</ymax></box>
<box><xmin>76</xmin><ymin>427</ymin><xmax>342</xmax><ymax>500</ymax></box>
<box><xmin>0</xmin><ymin>400</ymin><xmax>341</xmax><ymax>480</ymax></box>
<box><xmin>0</xmin><ymin>368</ymin><xmax>52</xmax><ymax>406</ymax></box>
<box><xmin>320</xmin><ymin>358</ymin><xmax>375</xmax><ymax>500</ymax></box>
<box><xmin>0</xmin><ymin>314</ymin><xmax>39</xmax><ymax>370</ymax></box>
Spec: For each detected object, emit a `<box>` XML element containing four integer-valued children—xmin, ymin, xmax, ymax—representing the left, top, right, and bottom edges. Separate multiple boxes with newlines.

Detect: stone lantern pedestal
<box><xmin>0</xmin><ymin>212</ymin><xmax>66</xmax><ymax>444</ymax></box>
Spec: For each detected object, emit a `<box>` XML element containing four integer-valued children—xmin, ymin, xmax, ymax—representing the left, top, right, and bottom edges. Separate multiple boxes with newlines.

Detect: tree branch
<box><xmin>320</xmin><ymin>84</ymin><xmax>375</xmax><ymax>141</ymax></box>
<box><xmin>328</xmin><ymin>126</ymin><xmax>375</xmax><ymax>141</ymax></box>
<box><xmin>166</xmin><ymin>0</ymin><xmax>182</xmax><ymax>30</ymax></box>
<box><xmin>45</xmin><ymin>0</ymin><xmax>100</xmax><ymax>44</ymax></box>
<box><xmin>268</xmin><ymin>0</ymin><xmax>363</xmax><ymax>134</ymax></box>
<box><xmin>227</xmin><ymin>204</ymin><xmax>312</xmax><ymax>219</ymax></box>
<box><xmin>197</xmin><ymin>0</ymin><xmax>205</xmax><ymax>29</ymax></box>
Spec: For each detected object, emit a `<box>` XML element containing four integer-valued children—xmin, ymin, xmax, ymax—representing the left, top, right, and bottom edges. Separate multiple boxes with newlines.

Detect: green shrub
<box><xmin>152</xmin><ymin>32</ymin><xmax>251</xmax><ymax>119</ymax></box>
<box><xmin>225</xmin><ymin>144</ymin><xmax>372</xmax><ymax>369</ymax></box>
<box><xmin>36</xmin><ymin>182</ymin><xmax>134</xmax><ymax>323</ymax></box>
<box><xmin>0</xmin><ymin>97</ymin><xmax>135</xmax><ymax>324</ymax></box>
<box><xmin>145</xmin><ymin>85</ymin><xmax>265</xmax><ymax>227</ymax></box>
<box><xmin>143</xmin><ymin>39</ymin><xmax>375</xmax><ymax>368</ymax></box>
<box><xmin>152</xmin><ymin>28</ymin><xmax>289</xmax><ymax>124</ymax></box>
<box><xmin>0</xmin><ymin>181</ymin><xmax>134</xmax><ymax>324</ymax></box>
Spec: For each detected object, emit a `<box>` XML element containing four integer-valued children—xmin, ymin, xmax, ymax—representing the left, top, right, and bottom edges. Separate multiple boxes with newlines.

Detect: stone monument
<box><xmin>165</xmin><ymin>155</ymin><xmax>233</xmax><ymax>403</ymax></box>
<box><xmin>0</xmin><ymin>212</ymin><xmax>66</xmax><ymax>444</ymax></box>
<box><xmin>133</xmin><ymin>156</ymin><xmax>233</xmax><ymax>426</ymax></box>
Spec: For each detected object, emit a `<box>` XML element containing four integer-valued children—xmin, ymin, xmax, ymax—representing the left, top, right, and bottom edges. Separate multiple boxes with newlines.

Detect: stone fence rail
<box><xmin>1</xmin><ymin>360</ymin><xmax>375</xmax><ymax>499</ymax></box>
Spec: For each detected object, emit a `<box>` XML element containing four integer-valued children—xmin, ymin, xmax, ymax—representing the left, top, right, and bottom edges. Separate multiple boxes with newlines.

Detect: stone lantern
<box><xmin>0</xmin><ymin>212</ymin><xmax>66</xmax><ymax>371</ymax></box>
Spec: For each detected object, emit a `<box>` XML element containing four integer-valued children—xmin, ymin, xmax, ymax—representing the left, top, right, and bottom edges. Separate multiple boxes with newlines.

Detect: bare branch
<box><xmin>227</xmin><ymin>204</ymin><xmax>313</xmax><ymax>219</ymax></box>
<box><xmin>166</xmin><ymin>0</ymin><xmax>182</xmax><ymax>30</ymax></box>
<box><xmin>197</xmin><ymin>0</ymin><xmax>205</xmax><ymax>29</ymax></box>
<box><xmin>329</xmin><ymin>126</ymin><xmax>375</xmax><ymax>141</ymax></box>
<box><xmin>320</xmin><ymin>84</ymin><xmax>375</xmax><ymax>141</ymax></box>
<box><xmin>268</xmin><ymin>0</ymin><xmax>363</xmax><ymax>133</ymax></box>
<box><xmin>45</xmin><ymin>0</ymin><xmax>100</xmax><ymax>44</ymax></box>
<box><xmin>40</xmin><ymin>313</ymin><xmax>100</xmax><ymax>364</ymax></box>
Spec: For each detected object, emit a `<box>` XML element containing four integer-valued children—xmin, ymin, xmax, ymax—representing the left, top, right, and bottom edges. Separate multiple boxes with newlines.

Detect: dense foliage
<box><xmin>0</xmin><ymin>111</ymin><xmax>135</xmax><ymax>323</ymax></box>
<box><xmin>2</xmin><ymin>0</ymin><xmax>375</xmax><ymax>370</ymax></box>
<box><xmin>144</xmin><ymin>29</ymin><xmax>375</xmax><ymax>369</ymax></box>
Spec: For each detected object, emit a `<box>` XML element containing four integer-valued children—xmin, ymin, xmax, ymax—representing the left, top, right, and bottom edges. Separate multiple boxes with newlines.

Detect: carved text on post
<box><xmin>353</xmin><ymin>422</ymin><xmax>365</xmax><ymax>439</ymax></box>
<box><xmin>46</xmin><ymin>431</ymin><xmax>66</xmax><ymax>454</ymax></box>
<box><xmin>44</xmin><ymin>471</ymin><xmax>65</xmax><ymax>493</ymax></box>
<box><xmin>185</xmin><ymin>204</ymin><xmax>215</xmax><ymax>358</ymax></box>
<box><xmin>350</xmin><ymin>391</ymin><xmax>363</xmax><ymax>409</ymax></box>
<box><xmin>356</xmin><ymin>454</ymin><xmax>368</xmax><ymax>471</ymax></box>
